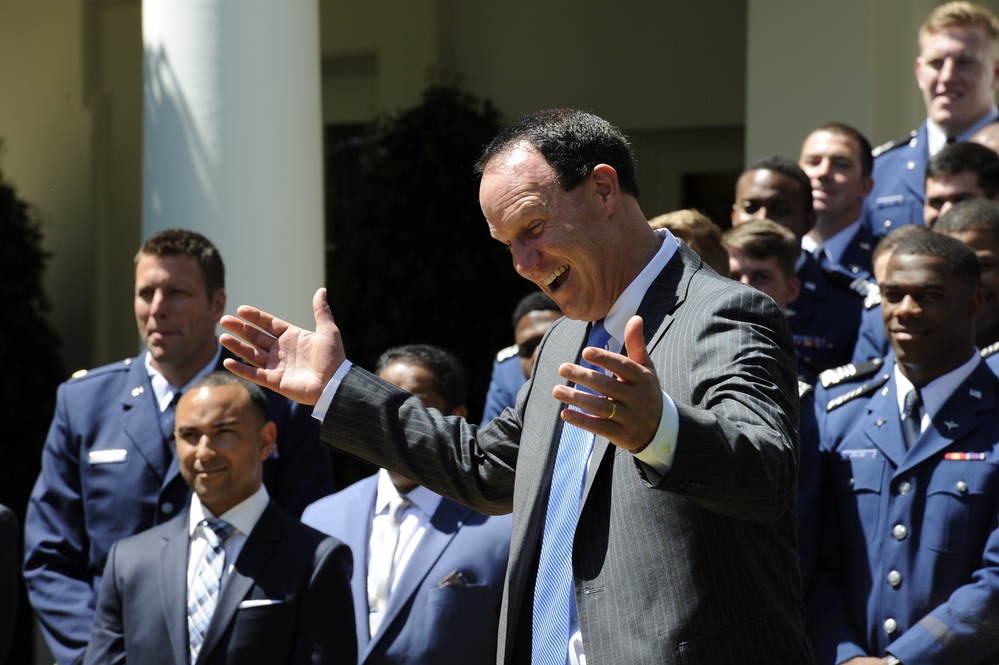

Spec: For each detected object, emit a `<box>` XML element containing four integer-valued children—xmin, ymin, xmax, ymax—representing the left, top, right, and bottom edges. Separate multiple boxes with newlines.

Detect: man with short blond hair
<box><xmin>864</xmin><ymin>2</ymin><xmax>999</xmax><ymax>238</ymax></box>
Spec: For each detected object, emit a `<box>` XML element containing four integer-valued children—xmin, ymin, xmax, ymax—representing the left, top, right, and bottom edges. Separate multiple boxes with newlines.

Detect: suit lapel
<box><xmin>898</xmin><ymin>362</ymin><xmax>997</xmax><ymax>474</ymax></box>
<box><xmin>860</xmin><ymin>380</ymin><xmax>908</xmax><ymax>469</ymax></box>
<box><xmin>580</xmin><ymin>242</ymin><xmax>690</xmax><ymax>505</ymax></box>
<box><xmin>120</xmin><ymin>354</ymin><xmax>174</xmax><ymax>484</ymax></box>
<box><xmin>370</xmin><ymin>499</ymin><xmax>472</xmax><ymax>652</ymax></box>
<box><xmin>196</xmin><ymin>502</ymin><xmax>283</xmax><ymax>664</ymax></box>
<box><xmin>159</xmin><ymin>515</ymin><xmax>192</xmax><ymax>665</ymax></box>
<box><xmin>900</xmin><ymin>123</ymin><xmax>929</xmax><ymax>200</ymax></box>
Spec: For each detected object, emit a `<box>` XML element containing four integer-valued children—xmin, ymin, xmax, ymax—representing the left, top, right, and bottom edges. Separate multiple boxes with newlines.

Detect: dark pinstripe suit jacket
<box><xmin>323</xmin><ymin>243</ymin><xmax>815</xmax><ymax>664</ymax></box>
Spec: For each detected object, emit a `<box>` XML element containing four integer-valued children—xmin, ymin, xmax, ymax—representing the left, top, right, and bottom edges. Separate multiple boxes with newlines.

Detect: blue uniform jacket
<box><xmin>302</xmin><ymin>474</ymin><xmax>512</xmax><ymax>665</ymax></box>
<box><xmin>828</xmin><ymin>224</ymin><xmax>875</xmax><ymax>282</ymax></box>
<box><xmin>807</xmin><ymin>360</ymin><xmax>999</xmax><ymax>665</ymax></box>
<box><xmin>863</xmin><ymin>124</ymin><xmax>928</xmax><ymax>239</ymax></box>
<box><xmin>787</xmin><ymin>253</ymin><xmax>865</xmax><ymax>377</ymax></box>
<box><xmin>480</xmin><ymin>351</ymin><xmax>526</xmax><ymax>426</ymax></box>
<box><xmin>24</xmin><ymin>349</ymin><xmax>334</xmax><ymax>665</ymax></box>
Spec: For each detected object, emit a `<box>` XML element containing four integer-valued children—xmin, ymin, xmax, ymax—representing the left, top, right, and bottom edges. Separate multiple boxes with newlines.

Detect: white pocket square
<box><xmin>238</xmin><ymin>599</ymin><xmax>284</xmax><ymax>608</ymax></box>
<box><xmin>88</xmin><ymin>449</ymin><xmax>128</xmax><ymax>465</ymax></box>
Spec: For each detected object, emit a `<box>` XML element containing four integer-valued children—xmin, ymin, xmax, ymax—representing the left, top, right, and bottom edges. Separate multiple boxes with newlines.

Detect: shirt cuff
<box><xmin>311</xmin><ymin>360</ymin><xmax>353</xmax><ymax>422</ymax></box>
<box><xmin>631</xmin><ymin>390</ymin><xmax>678</xmax><ymax>472</ymax></box>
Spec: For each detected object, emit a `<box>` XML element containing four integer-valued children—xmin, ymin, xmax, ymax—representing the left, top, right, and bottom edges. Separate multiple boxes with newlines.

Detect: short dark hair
<box><xmin>891</xmin><ymin>231</ymin><xmax>981</xmax><ymax>287</ymax></box>
<box><xmin>722</xmin><ymin>219</ymin><xmax>800</xmax><ymax>280</ymax></box>
<box><xmin>873</xmin><ymin>224</ymin><xmax>927</xmax><ymax>263</ymax></box>
<box><xmin>810</xmin><ymin>122</ymin><xmax>874</xmax><ymax>177</ymax></box>
<box><xmin>925</xmin><ymin>142</ymin><xmax>999</xmax><ymax>198</ymax></box>
<box><xmin>187</xmin><ymin>371</ymin><xmax>270</xmax><ymax>423</ymax></box>
<box><xmin>375</xmin><ymin>344</ymin><xmax>468</xmax><ymax>413</ymax></box>
<box><xmin>511</xmin><ymin>291</ymin><xmax>561</xmax><ymax>332</ymax></box>
<box><xmin>746</xmin><ymin>154</ymin><xmax>814</xmax><ymax>217</ymax></box>
<box><xmin>136</xmin><ymin>229</ymin><xmax>225</xmax><ymax>297</ymax></box>
<box><xmin>934</xmin><ymin>198</ymin><xmax>999</xmax><ymax>243</ymax></box>
<box><xmin>474</xmin><ymin>108</ymin><xmax>640</xmax><ymax>198</ymax></box>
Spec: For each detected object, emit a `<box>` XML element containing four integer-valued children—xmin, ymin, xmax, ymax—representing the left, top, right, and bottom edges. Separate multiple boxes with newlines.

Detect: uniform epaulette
<box><xmin>822</xmin><ymin>269</ymin><xmax>869</xmax><ymax>299</ymax></box>
<box><xmin>872</xmin><ymin>130</ymin><xmax>917</xmax><ymax>158</ymax></box>
<box><xmin>819</xmin><ymin>356</ymin><xmax>884</xmax><ymax>389</ymax></box>
<box><xmin>798</xmin><ymin>380</ymin><xmax>814</xmax><ymax>400</ymax></box>
<box><xmin>495</xmin><ymin>344</ymin><xmax>518</xmax><ymax>362</ymax></box>
<box><xmin>826</xmin><ymin>373</ymin><xmax>890</xmax><ymax>412</ymax></box>
<box><xmin>982</xmin><ymin>341</ymin><xmax>999</xmax><ymax>359</ymax></box>
<box><xmin>864</xmin><ymin>284</ymin><xmax>882</xmax><ymax>310</ymax></box>
<box><xmin>68</xmin><ymin>357</ymin><xmax>133</xmax><ymax>381</ymax></box>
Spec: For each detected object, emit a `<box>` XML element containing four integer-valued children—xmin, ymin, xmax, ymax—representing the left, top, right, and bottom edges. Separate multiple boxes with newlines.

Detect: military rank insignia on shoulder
<box><xmin>864</xmin><ymin>284</ymin><xmax>881</xmax><ymax>309</ymax></box>
<box><xmin>495</xmin><ymin>344</ymin><xmax>518</xmax><ymax>362</ymax></box>
<box><xmin>982</xmin><ymin>341</ymin><xmax>999</xmax><ymax>360</ymax></box>
<box><xmin>819</xmin><ymin>357</ymin><xmax>884</xmax><ymax>389</ymax></box>
<box><xmin>826</xmin><ymin>373</ymin><xmax>890</xmax><ymax>412</ymax></box>
<box><xmin>798</xmin><ymin>380</ymin><xmax>814</xmax><ymax>400</ymax></box>
<box><xmin>872</xmin><ymin>130</ymin><xmax>917</xmax><ymax>158</ymax></box>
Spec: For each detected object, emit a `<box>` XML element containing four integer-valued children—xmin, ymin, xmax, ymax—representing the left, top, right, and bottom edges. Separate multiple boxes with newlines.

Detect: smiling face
<box><xmin>479</xmin><ymin>144</ymin><xmax>629</xmax><ymax>322</ymax></box>
<box><xmin>924</xmin><ymin>171</ymin><xmax>986</xmax><ymax>227</ymax></box>
<box><xmin>881</xmin><ymin>252</ymin><xmax>981</xmax><ymax>385</ymax></box>
<box><xmin>135</xmin><ymin>253</ymin><xmax>225</xmax><ymax>387</ymax></box>
<box><xmin>916</xmin><ymin>25</ymin><xmax>999</xmax><ymax>137</ymax></box>
<box><xmin>175</xmin><ymin>384</ymin><xmax>276</xmax><ymax>516</ymax></box>
<box><xmin>799</xmin><ymin>130</ymin><xmax>872</xmax><ymax>225</ymax></box>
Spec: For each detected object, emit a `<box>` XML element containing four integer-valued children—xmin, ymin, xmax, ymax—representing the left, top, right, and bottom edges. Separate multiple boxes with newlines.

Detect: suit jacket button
<box><xmin>162</xmin><ymin>502</ymin><xmax>174</xmax><ymax>514</ymax></box>
<box><xmin>884</xmin><ymin>617</ymin><xmax>898</xmax><ymax>634</ymax></box>
<box><xmin>883</xmin><ymin>219</ymin><xmax>892</xmax><ymax>229</ymax></box>
<box><xmin>892</xmin><ymin>524</ymin><xmax>908</xmax><ymax>540</ymax></box>
<box><xmin>956</xmin><ymin>480</ymin><xmax>968</xmax><ymax>493</ymax></box>
<box><xmin>898</xmin><ymin>481</ymin><xmax>911</xmax><ymax>495</ymax></box>
<box><xmin>887</xmin><ymin>570</ymin><xmax>902</xmax><ymax>587</ymax></box>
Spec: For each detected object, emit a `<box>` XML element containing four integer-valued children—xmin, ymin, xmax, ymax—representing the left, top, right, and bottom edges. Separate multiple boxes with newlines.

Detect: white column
<box><xmin>143</xmin><ymin>0</ymin><xmax>324</xmax><ymax>329</ymax></box>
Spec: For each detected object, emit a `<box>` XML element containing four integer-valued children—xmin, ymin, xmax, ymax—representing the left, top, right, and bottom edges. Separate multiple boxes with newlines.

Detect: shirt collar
<box><xmin>188</xmin><ymin>484</ymin><xmax>269</xmax><ymax>539</ymax></box>
<box><xmin>927</xmin><ymin>106</ymin><xmax>999</xmax><ymax>156</ymax></box>
<box><xmin>893</xmin><ymin>350</ymin><xmax>981</xmax><ymax>419</ymax></box>
<box><xmin>602</xmin><ymin>228</ymin><xmax>678</xmax><ymax>350</ymax></box>
<box><xmin>374</xmin><ymin>468</ymin><xmax>442</xmax><ymax>518</ymax></box>
<box><xmin>145</xmin><ymin>343</ymin><xmax>222</xmax><ymax>413</ymax></box>
<box><xmin>802</xmin><ymin>219</ymin><xmax>860</xmax><ymax>265</ymax></box>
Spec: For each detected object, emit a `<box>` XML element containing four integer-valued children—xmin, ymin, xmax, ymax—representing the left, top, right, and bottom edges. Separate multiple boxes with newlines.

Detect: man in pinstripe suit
<box><xmin>221</xmin><ymin>109</ymin><xmax>814</xmax><ymax>664</ymax></box>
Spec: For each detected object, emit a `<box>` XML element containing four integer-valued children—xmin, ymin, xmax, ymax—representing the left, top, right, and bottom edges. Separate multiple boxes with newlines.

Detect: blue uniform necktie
<box><xmin>902</xmin><ymin>389</ymin><xmax>922</xmax><ymax>449</ymax></box>
<box><xmin>188</xmin><ymin>519</ymin><xmax>236</xmax><ymax>663</ymax></box>
<box><xmin>532</xmin><ymin>321</ymin><xmax>612</xmax><ymax>665</ymax></box>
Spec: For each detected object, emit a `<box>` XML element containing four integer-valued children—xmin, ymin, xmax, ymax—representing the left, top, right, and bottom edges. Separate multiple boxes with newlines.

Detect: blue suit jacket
<box><xmin>480</xmin><ymin>353</ymin><xmax>526</xmax><ymax>426</ymax></box>
<box><xmin>787</xmin><ymin>253</ymin><xmax>865</xmax><ymax>377</ymax></box>
<box><xmin>807</xmin><ymin>360</ymin><xmax>999</xmax><ymax>664</ymax></box>
<box><xmin>863</xmin><ymin>124</ymin><xmax>928</xmax><ymax>239</ymax></box>
<box><xmin>828</xmin><ymin>223</ymin><xmax>875</xmax><ymax>281</ymax></box>
<box><xmin>84</xmin><ymin>501</ymin><xmax>355</xmax><ymax>665</ymax></box>
<box><xmin>24</xmin><ymin>349</ymin><xmax>335</xmax><ymax>665</ymax></box>
<box><xmin>302</xmin><ymin>475</ymin><xmax>512</xmax><ymax>665</ymax></box>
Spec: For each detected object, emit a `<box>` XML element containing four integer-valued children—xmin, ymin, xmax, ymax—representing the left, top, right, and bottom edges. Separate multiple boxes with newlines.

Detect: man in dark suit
<box><xmin>863</xmin><ymin>2</ymin><xmax>999</xmax><ymax>238</ymax></box>
<box><xmin>24</xmin><ymin>229</ymin><xmax>334</xmax><ymax>664</ymax></box>
<box><xmin>220</xmin><ymin>109</ymin><xmax>813</xmax><ymax>664</ymax></box>
<box><xmin>809</xmin><ymin>232</ymin><xmax>999</xmax><ymax>664</ymax></box>
<box><xmin>85</xmin><ymin>371</ymin><xmax>355</xmax><ymax>665</ymax></box>
<box><xmin>304</xmin><ymin>344</ymin><xmax>511</xmax><ymax>664</ymax></box>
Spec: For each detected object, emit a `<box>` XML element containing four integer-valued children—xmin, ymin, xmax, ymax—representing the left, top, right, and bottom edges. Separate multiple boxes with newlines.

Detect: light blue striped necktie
<box><xmin>188</xmin><ymin>519</ymin><xmax>236</xmax><ymax>663</ymax></box>
<box><xmin>532</xmin><ymin>321</ymin><xmax>612</xmax><ymax>665</ymax></box>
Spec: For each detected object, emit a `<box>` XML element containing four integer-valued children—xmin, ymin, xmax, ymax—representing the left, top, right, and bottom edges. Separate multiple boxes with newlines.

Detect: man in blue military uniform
<box><xmin>479</xmin><ymin>291</ymin><xmax>560</xmax><ymax>425</ymax></box>
<box><xmin>808</xmin><ymin>231</ymin><xmax>999</xmax><ymax>665</ymax></box>
<box><xmin>923</xmin><ymin>140</ymin><xmax>999</xmax><ymax>228</ymax></box>
<box><xmin>733</xmin><ymin>155</ymin><xmax>868</xmax><ymax>379</ymax></box>
<box><xmin>864</xmin><ymin>2</ymin><xmax>999</xmax><ymax>239</ymax></box>
<box><xmin>799</xmin><ymin>123</ymin><xmax>876</xmax><ymax>280</ymax></box>
<box><xmin>24</xmin><ymin>229</ymin><xmax>335</xmax><ymax>664</ymax></box>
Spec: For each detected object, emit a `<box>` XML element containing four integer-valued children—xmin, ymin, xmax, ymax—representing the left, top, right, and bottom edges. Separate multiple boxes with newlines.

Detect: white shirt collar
<box><xmin>927</xmin><ymin>106</ymin><xmax>999</xmax><ymax>156</ymax></box>
<box><xmin>802</xmin><ymin>219</ymin><xmax>860</xmax><ymax>266</ymax></box>
<box><xmin>374</xmin><ymin>468</ymin><xmax>442</xmax><ymax>518</ymax></box>
<box><xmin>188</xmin><ymin>484</ymin><xmax>269</xmax><ymax>539</ymax></box>
<box><xmin>893</xmin><ymin>350</ymin><xmax>981</xmax><ymax>420</ymax></box>
<box><xmin>145</xmin><ymin>343</ymin><xmax>222</xmax><ymax>413</ymax></box>
<box><xmin>602</xmin><ymin>228</ymin><xmax>678</xmax><ymax>350</ymax></box>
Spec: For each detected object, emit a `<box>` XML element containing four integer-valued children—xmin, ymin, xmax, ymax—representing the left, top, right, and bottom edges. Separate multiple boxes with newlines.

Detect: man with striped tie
<box><xmin>84</xmin><ymin>372</ymin><xmax>355</xmax><ymax>664</ymax></box>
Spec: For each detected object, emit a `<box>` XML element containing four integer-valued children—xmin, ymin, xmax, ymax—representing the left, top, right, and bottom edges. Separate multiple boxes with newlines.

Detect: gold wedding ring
<box><xmin>607</xmin><ymin>401</ymin><xmax>618</xmax><ymax>421</ymax></box>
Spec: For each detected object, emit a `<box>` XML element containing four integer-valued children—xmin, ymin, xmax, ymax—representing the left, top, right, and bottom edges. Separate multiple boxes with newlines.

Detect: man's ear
<box><xmin>257</xmin><ymin>421</ymin><xmax>278</xmax><ymax>461</ymax></box>
<box><xmin>785</xmin><ymin>276</ymin><xmax>802</xmax><ymax>307</ymax></box>
<box><xmin>590</xmin><ymin>163</ymin><xmax>621</xmax><ymax>215</ymax></box>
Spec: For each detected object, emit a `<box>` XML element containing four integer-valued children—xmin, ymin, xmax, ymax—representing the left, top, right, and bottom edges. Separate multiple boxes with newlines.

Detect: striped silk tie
<box><xmin>188</xmin><ymin>519</ymin><xmax>235</xmax><ymax>663</ymax></box>
<box><xmin>532</xmin><ymin>321</ymin><xmax>612</xmax><ymax>665</ymax></box>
